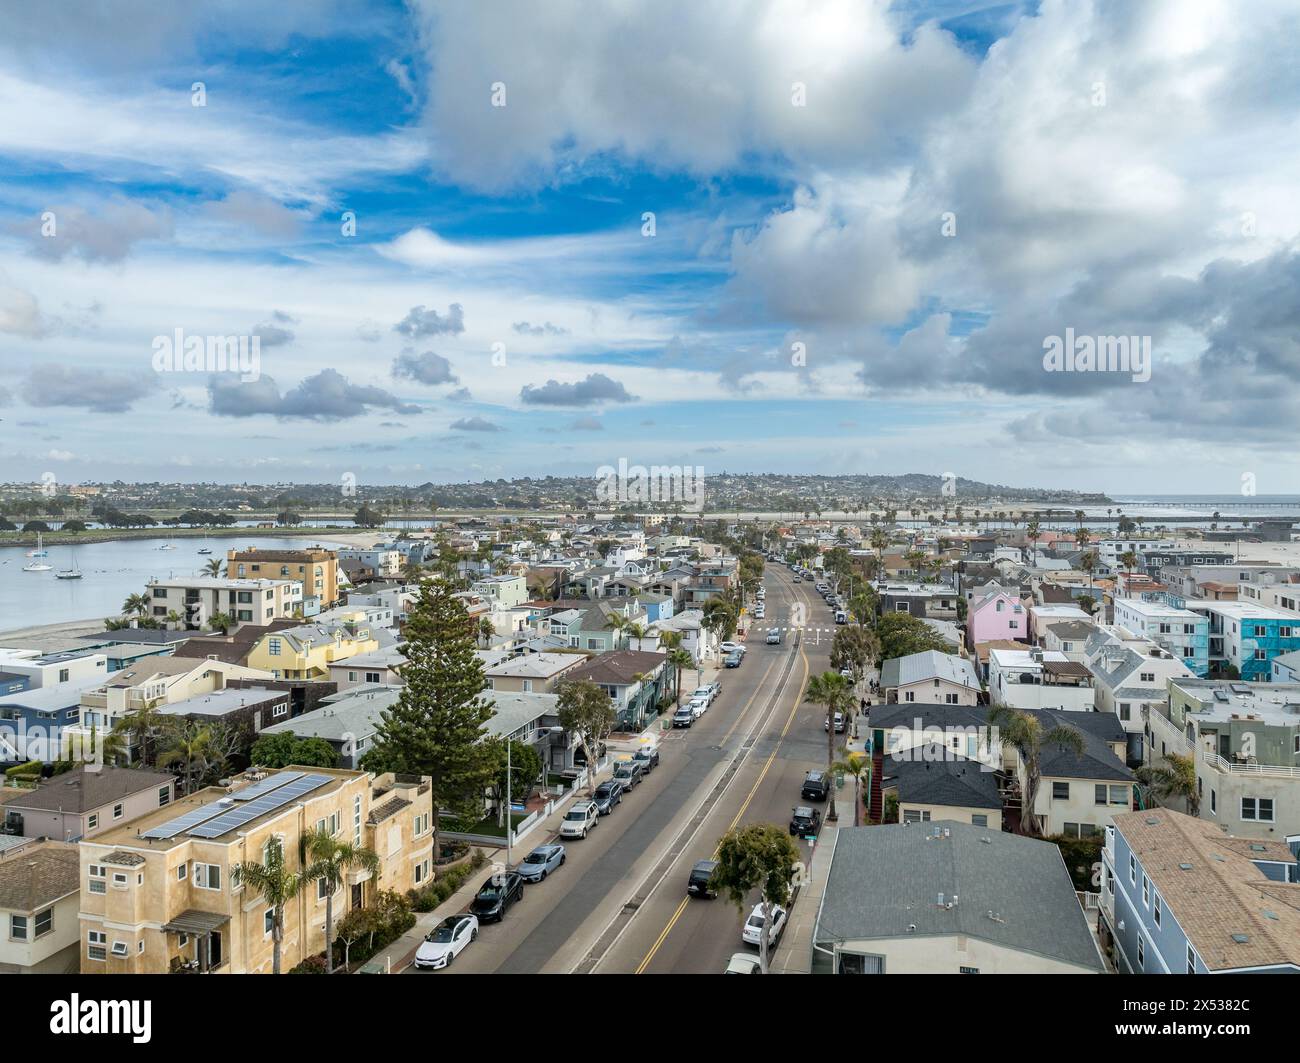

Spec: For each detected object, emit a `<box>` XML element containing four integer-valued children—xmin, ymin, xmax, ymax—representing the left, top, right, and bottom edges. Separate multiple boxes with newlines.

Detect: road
<box><xmin>424</xmin><ymin>564</ymin><xmax>844</xmax><ymax>975</ymax></box>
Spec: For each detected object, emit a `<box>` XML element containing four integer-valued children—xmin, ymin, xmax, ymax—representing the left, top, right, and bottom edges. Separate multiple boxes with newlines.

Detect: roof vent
<box><xmin>1230</xmin><ymin>933</ymin><xmax>1250</xmax><ymax>944</ymax></box>
<box><xmin>1178</xmin><ymin>862</ymin><xmax>1193</xmax><ymax>871</ymax></box>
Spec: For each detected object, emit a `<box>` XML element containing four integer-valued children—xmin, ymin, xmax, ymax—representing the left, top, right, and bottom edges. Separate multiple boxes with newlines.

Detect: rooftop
<box><xmin>879</xmin><ymin>650</ymin><xmax>980</xmax><ymax>691</ymax></box>
<box><xmin>0</xmin><ymin>764</ymin><xmax>173</xmax><ymax>814</ymax></box>
<box><xmin>0</xmin><ymin>842</ymin><xmax>80</xmax><ymax>913</ymax></box>
<box><xmin>1171</xmin><ymin>678</ymin><xmax>1300</xmax><ymax>728</ymax></box>
<box><xmin>885</xmin><ymin>747</ymin><xmax>1002</xmax><ymax>811</ymax></box>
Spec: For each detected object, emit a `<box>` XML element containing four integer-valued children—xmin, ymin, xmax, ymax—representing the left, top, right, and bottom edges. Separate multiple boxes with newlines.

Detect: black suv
<box><xmin>789</xmin><ymin>806</ymin><xmax>823</xmax><ymax>836</ymax></box>
<box><xmin>687</xmin><ymin>859</ymin><xmax>719</xmax><ymax>898</ymax></box>
<box><xmin>469</xmin><ymin>871</ymin><xmax>524</xmax><ymax>923</ymax></box>
<box><xmin>801</xmin><ymin>770</ymin><xmax>830</xmax><ymax>802</ymax></box>
<box><xmin>592</xmin><ymin>779</ymin><xmax>625</xmax><ymax>815</ymax></box>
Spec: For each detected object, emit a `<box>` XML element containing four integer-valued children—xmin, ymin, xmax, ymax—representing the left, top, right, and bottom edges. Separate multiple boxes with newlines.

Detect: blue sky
<box><xmin>1</xmin><ymin>0</ymin><xmax>1298</xmax><ymax>494</ymax></box>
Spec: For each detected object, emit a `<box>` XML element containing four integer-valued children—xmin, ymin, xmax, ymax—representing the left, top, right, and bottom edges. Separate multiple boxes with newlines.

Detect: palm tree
<box><xmin>477</xmin><ymin>617</ymin><xmax>496</xmax><ymax>648</ymax></box>
<box><xmin>112</xmin><ymin>703</ymin><xmax>167</xmax><ymax>766</ymax></box>
<box><xmin>1120</xmin><ymin>550</ymin><xmax>1139</xmax><ymax>590</ymax></box>
<box><xmin>302</xmin><ymin>827</ymin><xmax>380</xmax><ymax>974</ymax></box>
<box><xmin>1079</xmin><ymin>549</ymin><xmax>1098</xmax><ymax>591</ymax></box>
<box><xmin>208</xmin><ymin>611</ymin><xmax>233</xmax><ymax>635</ymax></box>
<box><xmin>831</xmin><ymin>747</ymin><xmax>870</xmax><ymax>826</ymax></box>
<box><xmin>122</xmin><ymin>592</ymin><xmax>151</xmax><ymax>619</ymax></box>
<box><xmin>805</xmin><ymin>671</ymin><xmax>854</xmax><ymax>819</ymax></box>
<box><xmin>202</xmin><ymin>558</ymin><xmax>224</xmax><ymax>578</ymax></box>
<box><xmin>236</xmin><ymin>837</ymin><xmax>305</xmax><ymax>975</ymax></box>
<box><xmin>623</xmin><ymin>621</ymin><xmax>647</xmax><ymax>651</ymax></box>
<box><xmin>987</xmin><ymin>705</ymin><xmax>1085</xmax><ymax>835</ymax></box>
<box><xmin>1026</xmin><ymin>518</ymin><xmax>1042</xmax><ymax>565</ymax></box>
<box><xmin>158</xmin><ymin>721</ymin><xmax>213</xmax><ymax>795</ymax></box>
<box><xmin>666</xmin><ymin>648</ymin><xmax>695</xmax><ymax>707</ymax></box>
<box><xmin>1137</xmin><ymin>753</ymin><xmax>1199</xmax><ymax>816</ymax></box>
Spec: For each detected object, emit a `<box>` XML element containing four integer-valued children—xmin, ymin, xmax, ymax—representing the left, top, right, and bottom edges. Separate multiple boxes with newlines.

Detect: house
<box><xmin>879</xmin><ymin>650</ymin><xmax>982</xmax><ymax>706</ymax></box>
<box><xmin>144</xmin><ymin>577</ymin><xmax>302</xmax><ymax>630</ymax></box>
<box><xmin>470</xmin><ymin>574</ymin><xmax>529</xmax><ymax>609</ymax></box>
<box><xmin>561</xmin><ymin>649</ymin><xmax>671</xmax><ymax>730</ymax></box>
<box><xmin>1146</xmin><ymin>678</ymin><xmax>1300</xmax><ymax>841</ymax></box>
<box><xmin>0</xmin><ymin>678</ymin><xmax>103</xmax><ymax>762</ymax></box>
<box><xmin>1111</xmin><ymin>597</ymin><xmax>1210</xmax><ymax>676</ymax></box>
<box><xmin>1185</xmin><ymin>600</ymin><xmax>1300</xmax><ymax>682</ymax></box>
<box><xmin>988</xmin><ymin>647</ymin><xmax>1095</xmax><ymax>712</ymax></box>
<box><xmin>1100</xmin><ymin>809</ymin><xmax>1299</xmax><ymax>975</ymax></box>
<box><xmin>810</xmin><ymin>822</ymin><xmax>1104</xmax><ymax>974</ymax></box>
<box><xmin>1271</xmin><ymin>649</ymin><xmax>1300</xmax><ymax>683</ymax></box>
<box><xmin>876</xmin><ymin>583</ymin><xmax>960</xmax><ymax>621</ymax></box>
<box><xmin>1083</xmin><ymin>625</ymin><xmax>1196</xmax><ymax>761</ymax></box>
<box><xmin>1</xmin><ymin>765</ymin><xmax>175</xmax><ymax>842</ymax></box>
<box><xmin>78</xmin><ymin>766</ymin><xmax>434</xmax><ymax>973</ymax></box>
<box><xmin>1026</xmin><ymin>602</ymin><xmax>1092</xmax><ymax>643</ymax></box>
<box><xmin>881</xmin><ymin>745</ymin><xmax>1003</xmax><ymax>829</ymax></box>
<box><xmin>226</xmin><ymin>547</ymin><xmax>341</xmax><ymax>608</ymax></box>
<box><xmin>632</xmin><ymin>592</ymin><xmax>674</xmax><ymax>624</ymax></box>
<box><xmin>483</xmin><ymin>690</ymin><xmax>579</xmax><ymax>773</ymax></box>
<box><xmin>326</xmin><ymin>646</ymin><xmax>406</xmax><ymax>691</ymax></box>
<box><xmin>337</xmin><ymin>547</ymin><xmax>404</xmax><ymax>579</ymax></box>
<box><xmin>965</xmin><ymin>591</ymin><xmax>1027</xmax><ymax>651</ymax></box>
<box><xmin>0</xmin><ymin>648</ymin><xmax>111</xmax><ymax>688</ymax></box>
<box><xmin>157</xmin><ymin>684</ymin><xmax>293</xmax><ymax>735</ymax></box>
<box><xmin>244</xmin><ymin>619</ymin><xmax>381</xmax><ymax>680</ymax></box>
<box><xmin>169</xmin><ymin>619</ymin><xmax>299</xmax><ymax>666</ymax></box>
<box><xmin>484</xmin><ymin>652</ymin><xmax>586</xmax><ymax>694</ymax></box>
<box><xmin>257</xmin><ymin>685</ymin><xmax>398</xmax><ymax>769</ymax></box>
<box><xmin>0</xmin><ymin>841</ymin><xmax>80</xmax><ymax>974</ymax></box>
<box><xmin>970</xmin><ymin>639</ymin><xmax>1029</xmax><ymax>684</ymax></box>
<box><xmin>647</xmin><ymin>608</ymin><xmax>715</xmax><ymax>663</ymax></box>
<box><xmin>1041</xmin><ymin>620</ymin><xmax>1097</xmax><ymax>662</ymax></box>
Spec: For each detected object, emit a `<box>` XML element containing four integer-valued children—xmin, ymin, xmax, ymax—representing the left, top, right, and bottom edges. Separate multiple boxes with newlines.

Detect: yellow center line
<box><xmin>634</xmin><ymin>572</ymin><xmax>813</xmax><ymax>974</ymax></box>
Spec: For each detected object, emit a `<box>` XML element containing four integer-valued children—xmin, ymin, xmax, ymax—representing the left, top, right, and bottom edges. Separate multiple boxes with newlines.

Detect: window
<box><xmin>87</xmin><ymin>931</ymin><xmax>107</xmax><ymax>962</ymax></box>
<box><xmin>1097</xmin><ymin>784</ymin><xmax>1128</xmax><ymax>806</ymax></box>
<box><xmin>111</xmin><ymin>941</ymin><xmax>129</xmax><ymax>957</ymax></box>
<box><xmin>414</xmin><ymin>860</ymin><xmax>430</xmax><ymax>886</ymax></box>
<box><xmin>1153</xmin><ymin>894</ymin><xmax>1161</xmax><ymax>928</ymax></box>
<box><xmin>347</xmin><ymin>671</ymin><xmax>357</xmax><ymax>682</ymax></box>
<box><xmin>945</xmin><ymin>693</ymin><xmax>959</xmax><ymax>704</ymax></box>
<box><xmin>112</xmin><ymin>872</ymin><xmax>127</xmax><ymax>887</ymax></box>
<box><xmin>88</xmin><ymin>813</ymin><xmax>99</xmax><ymax>830</ymax></box>
<box><xmin>1187</xmin><ymin>944</ymin><xmax>1198</xmax><ymax>974</ymax></box>
<box><xmin>193</xmin><ymin>863</ymin><xmax>221</xmax><ymax>890</ymax></box>
<box><xmin>1052</xmin><ymin>782</ymin><xmax>1070</xmax><ymax>800</ymax></box>
<box><xmin>904</xmin><ymin>690</ymin><xmax>915</xmax><ymax>702</ymax></box>
<box><xmin>1241</xmin><ymin>797</ymin><xmax>1275</xmax><ymax>822</ymax></box>
<box><xmin>1119</xmin><ymin>703</ymin><xmax>1131</xmax><ymax>722</ymax></box>
<box><xmin>177</xmin><ymin>863</ymin><xmax>187</xmax><ymax>881</ymax></box>
<box><xmin>113</xmin><ymin>803</ymin><xmax>124</xmax><ymax>821</ymax></box>
<box><xmin>1137</xmin><ymin>935</ymin><xmax>1144</xmax><ymax>968</ymax></box>
<box><xmin>1142</xmin><ymin>874</ymin><xmax>1149</xmax><ymax>907</ymax></box>
<box><xmin>10</xmin><ymin>914</ymin><xmax>27</xmax><ymax>941</ymax></box>
<box><xmin>272</xmin><ymin>703</ymin><xmax>288</xmax><ymax>718</ymax></box>
<box><xmin>1140</xmin><ymin>672</ymin><xmax>1155</xmax><ymax>683</ymax></box>
<box><xmin>971</xmin><ymin>815</ymin><xmax>988</xmax><ymax>827</ymax></box>
<box><xmin>365</xmin><ymin>672</ymin><xmax>381</xmax><ymax>684</ymax></box>
<box><xmin>268</xmin><ymin>637</ymin><xmax>282</xmax><ymax>656</ymax></box>
<box><xmin>264</xmin><ymin>909</ymin><xmax>275</xmax><ymax>936</ymax></box>
<box><xmin>1129</xmin><ymin>854</ymin><xmax>1136</xmax><ymax>885</ymax></box>
<box><xmin>158</xmin><ymin>785</ymin><xmax>171</xmax><ymax>807</ymax></box>
<box><xmin>316</xmin><ymin>878</ymin><xmax>330</xmax><ymax>901</ymax></box>
<box><xmin>902</xmin><ymin>809</ymin><xmax>931</xmax><ymax>823</ymax></box>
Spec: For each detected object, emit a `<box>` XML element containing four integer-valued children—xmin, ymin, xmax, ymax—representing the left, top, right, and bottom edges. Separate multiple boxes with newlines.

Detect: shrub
<box><xmin>289</xmin><ymin>954</ymin><xmax>328</xmax><ymax>974</ymax></box>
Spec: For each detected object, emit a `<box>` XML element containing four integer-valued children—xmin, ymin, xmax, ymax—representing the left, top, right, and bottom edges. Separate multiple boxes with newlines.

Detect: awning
<box><xmin>163</xmin><ymin>910</ymin><xmax>230</xmax><ymax>935</ymax></box>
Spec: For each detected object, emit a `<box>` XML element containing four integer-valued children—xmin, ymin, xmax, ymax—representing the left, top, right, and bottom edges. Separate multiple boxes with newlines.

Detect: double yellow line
<box><xmin>634</xmin><ymin>574</ymin><xmax>812</xmax><ymax>974</ymax></box>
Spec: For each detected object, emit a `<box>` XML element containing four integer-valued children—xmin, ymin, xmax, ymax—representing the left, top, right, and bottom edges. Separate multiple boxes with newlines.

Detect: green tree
<box><xmin>202</xmin><ymin>558</ymin><xmax>225</xmax><ymax>578</ymax></box>
<box><xmin>122</xmin><ymin>592</ymin><xmax>151</xmax><ymax>618</ymax></box>
<box><xmin>556</xmin><ymin>679</ymin><xmax>616</xmax><ymax>796</ymax></box>
<box><xmin>666</xmin><ymin>648</ymin><xmax>696</xmax><ymax>708</ymax></box>
<box><xmin>363</xmin><ymin>579</ymin><xmax>496</xmax><ymax>856</ymax></box>
<box><xmin>158</xmin><ymin>721</ymin><xmax>212</xmax><ymax>795</ymax></box>
<box><xmin>236</xmin><ymin>837</ymin><xmax>304</xmax><ymax>975</ymax></box>
<box><xmin>484</xmin><ymin>737</ymin><xmax>543</xmax><ymax>826</ymax></box>
<box><xmin>250</xmin><ymin>732</ymin><xmax>338</xmax><ymax>769</ymax></box>
<box><xmin>1137</xmin><ymin>753</ymin><xmax>1200</xmax><ymax>817</ymax></box>
<box><xmin>710</xmin><ymin>823</ymin><xmax>801</xmax><ymax>975</ymax></box>
<box><xmin>987</xmin><ymin>706</ymin><xmax>1085</xmax><ymax>835</ymax></box>
<box><xmin>303</xmin><ymin>827</ymin><xmax>380</xmax><ymax>975</ymax></box>
<box><xmin>805</xmin><ymin>670</ymin><xmax>854</xmax><ymax>811</ymax></box>
<box><xmin>830</xmin><ymin>624</ymin><xmax>879</xmax><ymax>690</ymax></box>
<box><xmin>875</xmin><ymin>611</ymin><xmax>955</xmax><ymax>662</ymax></box>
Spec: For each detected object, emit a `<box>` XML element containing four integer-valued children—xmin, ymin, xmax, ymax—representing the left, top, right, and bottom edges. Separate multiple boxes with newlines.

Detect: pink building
<box><xmin>966</xmin><ymin>591</ymin><xmax>1028</xmax><ymax>651</ymax></box>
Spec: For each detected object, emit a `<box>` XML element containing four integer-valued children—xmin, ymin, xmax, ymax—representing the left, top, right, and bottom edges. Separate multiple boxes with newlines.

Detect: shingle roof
<box><xmin>1113</xmin><ymin>809</ymin><xmax>1300</xmax><ymax>971</ymax></box>
<box><xmin>0</xmin><ymin>844</ymin><xmax>79</xmax><ymax>912</ymax></box>
<box><xmin>886</xmin><ymin>747</ymin><xmax>1003</xmax><ymax>811</ymax></box>
<box><xmin>3</xmin><ymin>765</ymin><xmax>173</xmax><ymax>814</ymax></box>
<box><xmin>816</xmin><ymin>822</ymin><xmax>1104</xmax><ymax>971</ymax></box>
<box><xmin>564</xmin><ymin>650</ymin><xmax>667</xmax><ymax>686</ymax></box>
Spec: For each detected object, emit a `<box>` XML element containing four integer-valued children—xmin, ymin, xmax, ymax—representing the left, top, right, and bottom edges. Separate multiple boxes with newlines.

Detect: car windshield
<box><xmin>565</xmin><ymin>809</ymin><xmax>587</xmax><ymax>820</ymax></box>
<box><xmin>746</xmin><ymin>914</ymin><xmax>765</xmax><ymax>928</ymax></box>
<box><xmin>428</xmin><ymin>926</ymin><xmax>456</xmax><ymax>943</ymax></box>
<box><xmin>524</xmin><ymin>851</ymin><xmax>547</xmax><ymax>864</ymax></box>
<box><xmin>596</xmin><ymin>785</ymin><xmax>612</xmax><ymax>796</ymax></box>
<box><xmin>476</xmin><ymin>888</ymin><xmax>501</xmax><ymax>901</ymax></box>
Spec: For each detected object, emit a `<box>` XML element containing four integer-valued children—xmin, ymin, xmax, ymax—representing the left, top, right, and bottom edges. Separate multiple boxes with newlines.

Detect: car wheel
<box><xmin>445</xmin><ymin>951</ymin><xmax>454</xmax><ymax>967</ymax></box>
<box><xmin>471</xmin><ymin>928</ymin><xmax>478</xmax><ymax>941</ymax></box>
<box><xmin>560</xmin><ymin>853</ymin><xmax>566</xmax><ymax>864</ymax></box>
<box><xmin>540</xmin><ymin>869</ymin><xmax>548</xmax><ymax>880</ymax></box>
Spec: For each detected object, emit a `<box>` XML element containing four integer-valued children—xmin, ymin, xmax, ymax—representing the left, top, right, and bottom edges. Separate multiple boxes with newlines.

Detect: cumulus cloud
<box><xmin>0</xmin><ymin>277</ymin><xmax>53</xmax><ymax>337</ymax></box>
<box><xmin>21</xmin><ymin>365</ymin><xmax>155</xmax><ymax>412</ymax></box>
<box><xmin>207</xmin><ymin>369</ymin><xmax>421</xmax><ymax>420</ymax></box>
<box><xmin>519</xmin><ymin>372</ymin><xmax>635</xmax><ymax>406</ymax></box>
<box><xmin>253</xmin><ymin>310</ymin><xmax>297</xmax><ymax>348</ymax></box>
<box><xmin>10</xmin><ymin>198</ymin><xmax>173</xmax><ymax>263</ymax></box>
<box><xmin>205</xmin><ymin>191</ymin><xmax>304</xmax><ymax>239</ymax></box>
<box><xmin>391</xmin><ymin>349</ymin><xmax>458</xmax><ymax>386</ymax></box>
<box><xmin>450</xmin><ymin>416</ymin><xmax>503</xmax><ymax>432</ymax></box>
<box><xmin>393</xmin><ymin>302</ymin><xmax>465</xmax><ymax>338</ymax></box>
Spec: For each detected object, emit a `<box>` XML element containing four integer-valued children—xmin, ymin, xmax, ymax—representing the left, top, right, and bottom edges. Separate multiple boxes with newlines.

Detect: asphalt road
<box><xmin>425</xmin><ymin>564</ymin><xmax>843</xmax><ymax>975</ymax></box>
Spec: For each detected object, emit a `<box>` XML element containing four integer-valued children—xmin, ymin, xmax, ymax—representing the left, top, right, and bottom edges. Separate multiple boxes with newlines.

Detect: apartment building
<box><xmin>470</xmin><ymin>574</ymin><xmax>529</xmax><ymax>609</ymax></box>
<box><xmin>988</xmin><ymin>647</ymin><xmax>1095</xmax><ymax>712</ymax></box>
<box><xmin>227</xmin><ymin>547</ymin><xmax>341</xmax><ymax>608</ymax></box>
<box><xmin>1100</xmin><ymin>809</ymin><xmax>1299</xmax><ymax>975</ymax></box>
<box><xmin>1111</xmin><ymin>598</ymin><xmax>1210</xmax><ymax>677</ymax></box>
<box><xmin>1082</xmin><ymin>625</ymin><xmax>1195</xmax><ymax>762</ymax></box>
<box><xmin>1185</xmin><ymin>600</ymin><xmax>1300</xmax><ymax>682</ymax></box>
<box><xmin>337</xmin><ymin>547</ymin><xmax>404</xmax><ymax>579</ymax></box>
<box><xmin>78</xmin><ymin>766</ymin><xmax>434</xmax><ymax>974</ymax></box>
<box><xmin>244</xmin><ymin>619</ymin><xmax>380</xmax><ymax>680</ymax></box>
<box><xmin>146</xmin><ymin>576</ymin><xmax>302</xmax><ymax>629</ymax></box>
<box><xmin>1147</xmin><ymin>677</ymin><xmax>1300</xmax><ymax>842</ymax></box>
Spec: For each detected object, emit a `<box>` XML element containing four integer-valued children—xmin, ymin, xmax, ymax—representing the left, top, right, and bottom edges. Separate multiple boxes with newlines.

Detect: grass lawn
<box><xmin>446</xmin><ymin>811</ymin><xmax>530</xmax><ymax>837</ymax></box>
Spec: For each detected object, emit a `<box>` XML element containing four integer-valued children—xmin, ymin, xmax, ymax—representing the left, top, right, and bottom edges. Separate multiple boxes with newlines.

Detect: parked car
<box><xmin>792</xmin><ymin>576</ymin><xmax>801</xmax><ymax>584</ymax></box>
<box><xmin>632</xmin><ymin>746</ymin><xmax>660</xmax><ymax>772</ymax></box>
<box><xmin>517</xmin><ymin>843</ymin><xmax>566</xmax><ymax>882</ymax></box>
<box><xmin>824</xmin><ymin>711</ymin><xmax>845</xmax><ymax>733</ymax></box>
<box><xmin>592</xmin><ymin>779</ymin><xmax>625</xmax><ymax>815</ymax></box>
<box><xmin>834</xmin><ymin>611</ymin><xmax>848</xmax><ymax>625</ymax></box>
<box><xmin>672</xmin><ymin>707</ymin><xmax>695</xmax><ymax>728</ymax></box>
<box><xmin>687</xmin><ymin>859</ymin><xmax>719</xmax><ymax>898</ymax></box>
<box><xmin>413</xmin><ymin>914</ymin><xmax>479</xmax><ymax>969</ymax></box>
<box><xmin>614</xmin><ymin>759</ymin><xmax>645</xmax><ymax>788</ymax></box>
<box><xmin>469</xmin><ymin>872</ymin><xmax>524</xmax><ymax>922</ymax></box>
<box><xmin>720</xmin><ymin>641</ymin><xmax>746</xmax><ymax>656</ymax></box>
<box><xmin>766</xmin><ymin>628</ymin><xmax>782</xmax><ymax>645</ymax></box>
<box><xmin>695</xmin><ymin>681</ymin><xmax>721</xmax><ymax>702</ymax></box>
<box><xmin>724</xmin><ymin>652</ymin><xmax>742</xmax><ymax>668</ymax></box>
<box><xmin>725</xmin><ymin>952</ymin><xmax>763</xmax><ymax>974</ymax></box>
<box><xmin>742</xmin><ymin>903</ymin><xmax>788</xmax><ymax>947</ymax></box>
<box><xmin>801</xmin><ymin>770</ymin><xmax>830</xmax><ymax>801</ymax></box>
<box><xmin>560</xmin><ymin>800</ymin><xmax>599</xmax><ymax>839</ymax></box>
<box><xmin>688</xmin><ymin>696</ymin><xmax>709</xmax><ymax>719</ymax></box>
<box><xmin>789</xmin><ymin>805</ymin><xmax>823</xmax><ymax>836</ymax></box>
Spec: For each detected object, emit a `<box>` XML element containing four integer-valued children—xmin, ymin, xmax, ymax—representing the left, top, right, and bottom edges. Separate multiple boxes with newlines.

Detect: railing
<box><xmin>1149</xmin><ymin>709</ymin><xmax>1300</xmax><ymax>776</ymax></box>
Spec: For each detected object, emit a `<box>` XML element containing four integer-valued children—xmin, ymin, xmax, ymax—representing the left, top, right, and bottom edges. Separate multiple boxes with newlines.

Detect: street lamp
<box><xmin>506</xmin><ymin>725</ymin><xmax>564</xmax><ymax>869</ymax></box>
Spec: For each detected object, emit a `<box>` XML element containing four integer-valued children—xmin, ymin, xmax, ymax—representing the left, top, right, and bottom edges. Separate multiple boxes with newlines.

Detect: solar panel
<box><xmin>141</xmin><ymin>801</ymin><xmax>235</xmax><ymax>840</ymax></box>
<box><xmin>231</xmin><ymin>770</ymin><xmax>304</xmax><ymax>801</ymax></box>
<box><xmin>187</xmin><ymin>773</ymin><xmax>333</xmax><ymax>838</ymax></box>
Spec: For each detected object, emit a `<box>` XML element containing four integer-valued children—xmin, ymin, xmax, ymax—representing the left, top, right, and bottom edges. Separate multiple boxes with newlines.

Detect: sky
<box><xmin>0</xmin><ymin>0</ymin><xmax>1297</xmax><ymax>495</ymax></box>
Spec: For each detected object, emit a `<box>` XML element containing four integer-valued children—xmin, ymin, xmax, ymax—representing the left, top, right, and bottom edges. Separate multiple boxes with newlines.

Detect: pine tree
<box><xmin>364</xmin><ymin>578</ymin><xmax>495</xmax><ymax>857</ymax></box>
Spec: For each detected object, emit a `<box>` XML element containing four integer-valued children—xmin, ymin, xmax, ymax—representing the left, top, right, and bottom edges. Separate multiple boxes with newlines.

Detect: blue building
<box><xmin>0</xmin><ymin>679</ymin><xmax>102</xmax><ymax>763</ymax></box>
<box><xmin>1189</xmin><ymin>601</ymin><xmax>1300</xmax><ymax>681</ymax></box>
<box><xmin>1101</xmin><ymin>808</ymin><xmax>1299</xmax><ymax>974</ymax></box>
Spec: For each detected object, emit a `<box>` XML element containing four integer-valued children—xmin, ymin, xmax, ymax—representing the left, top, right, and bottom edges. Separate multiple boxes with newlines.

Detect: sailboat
<box><xmin>56</xmin><ymin>547</ymin><xmax>82</xmax><ymax>580</ymax></box>
<box><xmin>23</xmin><ymin>533</ymin><xmax>52</xmax><ymax>572</ymax></box>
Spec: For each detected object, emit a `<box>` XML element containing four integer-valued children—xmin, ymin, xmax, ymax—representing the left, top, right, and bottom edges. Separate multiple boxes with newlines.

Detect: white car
<box><xmin>725</xmin><ymin>952</ymin><xmax>762</xmax><ymax>974</ymax></box>
<box><xmin>413</xmin><ymin>913</ymin><xmax>478</xmax><ymax>970</ymax></box>
<box><xmin>688</xmin><ymin>696</ymin><xmax>709</xmax><ymax>719</ymax></box>
<box><xmin>720</xmin><ymin>641</ymin><xmax>746</xmax><ymax>656</ymax></box>
<box><xmin>741</xmin><ymin>903</ymin><xmax>788</xmax><ymax>947</ymax></box>
<box><xmin>692</xmin><ymin>686</ymin><xmax>717</xmax><ymax>706</ymax></box>
<box><xmin>560</xmin><ymin>800</ymin><xmax>599</xmax><ymax>839</ymax></box>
